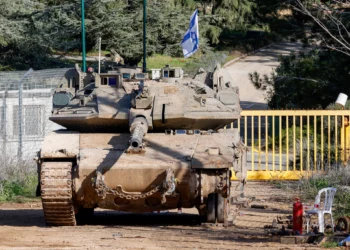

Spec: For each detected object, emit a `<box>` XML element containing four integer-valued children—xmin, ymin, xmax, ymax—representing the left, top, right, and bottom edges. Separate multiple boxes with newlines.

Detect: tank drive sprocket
<box><xmin>40</xmin><ymin>162</ymin><xmax>76</xmax><ymax>226</ymax></box>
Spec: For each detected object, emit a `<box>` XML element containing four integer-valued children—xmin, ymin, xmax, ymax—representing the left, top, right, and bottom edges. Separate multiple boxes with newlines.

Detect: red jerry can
<box><xmin>293</xmin><ymin>198</ymin><xmax>303</xmax><ymax>234</ymax></box>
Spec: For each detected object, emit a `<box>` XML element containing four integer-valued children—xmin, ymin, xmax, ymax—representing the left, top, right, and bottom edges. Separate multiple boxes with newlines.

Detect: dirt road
<box><xmin>0</xmin><ymin>182</ymin><xmax>323</xmax><ymax>250</ymax></box>
<box><xmin>225</xmin><ymin>42</ymin><xmax>310</xmax><ymax>110</ymax></box>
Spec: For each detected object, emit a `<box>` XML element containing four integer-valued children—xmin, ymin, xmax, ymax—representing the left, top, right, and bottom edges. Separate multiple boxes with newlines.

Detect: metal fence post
<box><xmin>1</xmin><ymin>90</ymin><xmax>7</xmax><ymax>158</ymax></box>
<box><xmin>18</xmin><ymin>69</ymin><xmax>33</xmax><ymax>160</ymax></box>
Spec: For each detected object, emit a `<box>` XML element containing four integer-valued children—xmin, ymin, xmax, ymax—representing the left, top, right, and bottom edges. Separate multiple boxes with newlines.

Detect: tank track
<box><xmin>40</xmin><ymin>162</ymin><xmax>76</xmax><ymax>226</ymax></box>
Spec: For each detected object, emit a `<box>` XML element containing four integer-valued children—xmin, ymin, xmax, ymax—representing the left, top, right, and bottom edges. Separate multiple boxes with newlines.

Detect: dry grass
<box><xmin>298</xmin><ymin>165</ymin><xmax>350</xmax><ymax>217</ymax></box>
<box><xmin>0</xmin><ymin>150</ymin><xmax>37</xmax><ymax>201</ymax></box>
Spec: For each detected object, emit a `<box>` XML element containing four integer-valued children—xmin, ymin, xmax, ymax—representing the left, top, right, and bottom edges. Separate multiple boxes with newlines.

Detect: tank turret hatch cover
<box><xmin>53</xmin><ymin>91</ymin><xmax>74</xmax><ymax>107</ymax></box>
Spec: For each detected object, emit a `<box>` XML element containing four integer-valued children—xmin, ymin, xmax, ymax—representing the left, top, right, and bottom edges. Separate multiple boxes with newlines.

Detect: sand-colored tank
<box><xmin>37</xmin><ymin>63</ymin><xmax>247</xmax><ymax>226</ymax></box>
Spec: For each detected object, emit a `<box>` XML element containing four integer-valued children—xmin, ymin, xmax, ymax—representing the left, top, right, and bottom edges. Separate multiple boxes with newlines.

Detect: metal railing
<box><xmin>231</xmin><ymin>110</ymin><xmax>350</xmax><ymax>180</ymax></box>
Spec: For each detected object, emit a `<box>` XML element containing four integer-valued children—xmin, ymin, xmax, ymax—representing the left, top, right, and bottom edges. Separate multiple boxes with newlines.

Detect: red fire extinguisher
<box><xmin>293</xmin><ymin>198</ymin><xmax>303</xmax><ymax>234</ymax></box>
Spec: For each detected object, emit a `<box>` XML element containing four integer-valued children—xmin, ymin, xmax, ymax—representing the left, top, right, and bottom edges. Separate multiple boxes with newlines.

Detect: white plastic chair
<box><xmin>306</xmin><ymin>187</ymin><xmax>337</xmax><ymax>233</ymax></box>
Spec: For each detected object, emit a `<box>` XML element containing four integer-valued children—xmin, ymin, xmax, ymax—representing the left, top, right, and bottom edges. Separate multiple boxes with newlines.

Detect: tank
<box><xmin>37</xmin><ymin>63</ymin><xmax>247</xmax><ymax>226</ymax></box>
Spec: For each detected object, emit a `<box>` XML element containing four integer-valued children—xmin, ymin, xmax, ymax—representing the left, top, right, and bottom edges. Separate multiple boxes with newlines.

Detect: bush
<box><xmin>0</xmin><ymin>175</ymin><xmax>37</xmax><ymax>201</ymax></box>
<box><xmin>250</xmin><ymin>50</ymin><xmax>350</xmax><ymax>110</ymax></box>
<box><xmin>183</xmin><ymin>51</ymin><xmax>227</xmax><ymax>77</ymax></box>
<box><xmin>321</xmin><ymin>241</ymin><xmax>339</xmax><ymax>248</ymax></box>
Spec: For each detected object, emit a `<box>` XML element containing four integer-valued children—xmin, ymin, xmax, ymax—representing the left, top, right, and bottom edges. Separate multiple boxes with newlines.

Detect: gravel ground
<box><xmin>0</xmin><ymin>181</ymin><xmax>324</xmax><ymax>250</ymax></box>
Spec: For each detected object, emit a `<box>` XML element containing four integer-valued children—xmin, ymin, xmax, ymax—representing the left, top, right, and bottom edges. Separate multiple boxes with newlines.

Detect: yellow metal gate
<box><xmin>231</xmin><ymin>110</ymin><xmax>350</xmax><ymax>180</ymax></box>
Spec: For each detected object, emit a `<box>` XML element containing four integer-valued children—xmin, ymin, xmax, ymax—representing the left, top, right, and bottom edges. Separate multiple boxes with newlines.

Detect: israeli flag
<box><xmin>181</xmin><ymin>10</ymin><xmax>199</xmax><ymax>58</ymax></box>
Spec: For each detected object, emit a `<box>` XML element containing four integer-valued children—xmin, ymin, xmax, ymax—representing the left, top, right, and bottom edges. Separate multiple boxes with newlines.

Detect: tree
<box><xmin>0</xmin><ymin>0</ymin><xmax>40</xmax><ymax>69</ymax></box>
<box><xmin>251</xmin><ymin>0</ymin><xmax>305</xmax><ymax>38</ymax></box>
<box><xmin>291</xmin><ymin>0</ymin><xmax>350</xmax><ymax>56</ymax></box>
<box><xmin>250</xmin><ymin>0</ymin><xmax>350</xmax><ymax>109</ymax></box>
<box><xmin>32</xmin><ymin>0</ymin><xmax>82</xmax><ymax>52</ymax></box>
<box><xmin>174</xmin><ymin>0</ymin><xmax>257</xmax><ymax>44</ymax></box>
<box><xmin>0</xmin><ymin>0</ymin><xmax>263</xmax><ymax>69</ymax></box>
<box><xmin>85</xmin><ymin>0</ymin><xmax>194</xmax><ymax>64</ymax></box>
<box><xmin>0</xmin><ymin>0</ymin><xmax>74</xmax><ymax>70</ymax></box>
<box><xmin>250</xmin><ymin>50</ymin><xmax>350</xmax><ymax>109</ymax></box>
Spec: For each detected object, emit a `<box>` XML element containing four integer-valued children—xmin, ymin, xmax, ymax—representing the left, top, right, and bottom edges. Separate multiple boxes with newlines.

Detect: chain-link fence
<box><xmin>0</xmin><ymin>68</ymin><xmax>70</xmax><ymax>170</ymax></box>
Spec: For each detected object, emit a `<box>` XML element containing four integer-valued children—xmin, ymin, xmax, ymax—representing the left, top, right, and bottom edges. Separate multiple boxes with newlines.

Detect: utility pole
<box><xmin>98</xmin><ymin>37</ymin><xmax>102</xmax><ymax>74</ymax></box>
<box><xmin>81</xmin><ymin>0</ymin><xmax>86</xmax><ymax>72</ymax></box>
<box><xmin>143</xmin><ymin>0</ymin><xmax>147</xmax><ymax>73</ymax></box>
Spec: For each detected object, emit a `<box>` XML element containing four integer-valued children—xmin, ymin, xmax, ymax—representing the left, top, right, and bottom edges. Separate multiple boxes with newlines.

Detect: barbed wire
<box><xmin>0</xmin><ymin>68</ymin><xmax>71</xmax><ymax>91</ymax></box>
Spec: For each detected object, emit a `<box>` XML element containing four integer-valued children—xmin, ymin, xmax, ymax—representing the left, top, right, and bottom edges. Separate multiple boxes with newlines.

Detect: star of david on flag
<box><xmin>181</xmin><ymin>9</ymin><xmax>199</xmax><ymax>58</ymax></box>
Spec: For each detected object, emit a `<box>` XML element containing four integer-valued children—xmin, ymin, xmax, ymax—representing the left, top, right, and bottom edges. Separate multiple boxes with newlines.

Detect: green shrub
<box><xmin>136</xmin><ymin>50</ymin><xmax>229</xmax><ymax>78</ymax></box>
<box><xmin>0</xmin><ymin>154</ymin><xmax>38</xmax><ymax>202</ymax></box>
<box><xmin>321</xmin><ymin>241</ymin><xmax>339</xmax><ymax>248</ymax></box>
<box><xmin>183</xmin><ymin>51</ymin><xmax>227</xmax><ymax>77</ymax></box>
<box><xmin>0</xmin><ymin>174</ymin><xmax>37</xmax><ymax>201</ymax></box>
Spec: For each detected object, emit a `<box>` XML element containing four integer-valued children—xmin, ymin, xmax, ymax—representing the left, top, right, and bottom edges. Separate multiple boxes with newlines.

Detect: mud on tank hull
<box><xmin>39</xmin><ymin>130</ymin><xmax>245</xmax><ymax>226</ymax></box>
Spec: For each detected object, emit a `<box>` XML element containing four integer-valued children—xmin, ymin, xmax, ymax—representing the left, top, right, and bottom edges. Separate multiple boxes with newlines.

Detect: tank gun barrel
<box><xmin>130</xmin><ymin>125</ymin><xmax>145</xmax><ymax>149</ymax></box>
<box><xmin>130</xmin><ymin>117</ymin><xmax>148</xmax><ymax>151</ymax></box>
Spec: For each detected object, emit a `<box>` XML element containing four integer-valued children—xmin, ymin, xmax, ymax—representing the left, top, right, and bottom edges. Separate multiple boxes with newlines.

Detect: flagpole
<box><xmin>98</xmin><ymin>37</ymin><xmax>101</xmax><ymax>74</ymax></box>
<box><xmin>143</xmin><ymin>0</ymin><xmax>147</xmax><ymax>73</ymax></box>
<box><xmin>81</xmin><ymin>0</ymin><xmax>86</xmax><ymax>72</ymax></box>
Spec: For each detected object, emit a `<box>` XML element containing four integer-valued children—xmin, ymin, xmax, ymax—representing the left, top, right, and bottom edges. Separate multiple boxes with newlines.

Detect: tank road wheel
<box><xmin>40</xmin><ymin>162</ymin><xmax>76</xmax><ymax>226</ymax></box>
<box><xmin>206</xmin><ymin>193</ymin><xmax>216</xmax><ymax>223</ymax></box>
<box><xmin>216</xmin><ymin>194</ymin><xmax>229</xmax><ymax>224</ymax></box>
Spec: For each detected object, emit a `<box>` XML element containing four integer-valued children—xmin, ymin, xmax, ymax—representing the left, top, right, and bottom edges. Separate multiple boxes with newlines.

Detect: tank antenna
<box><xmin>143</xmin><ymin>0</ymin><xmax>147</xmax><ymax>73</ymax></box>
<box><xmin>81</xmin><ymin>0</ymin><xmax>87</xmax><ymax>72</ymax></box>
<box><xmin>98</xmin><ymin>37</ymin><xmax>101</xmax><ymax>74</ymax></box>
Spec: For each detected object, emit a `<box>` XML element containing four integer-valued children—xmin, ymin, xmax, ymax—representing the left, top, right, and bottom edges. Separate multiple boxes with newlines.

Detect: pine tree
<box><xmin>0</xmin><ymin>0</ymin><xmax>55</xmax><ymax>70</ymax></box>
<box><xmin>86</xmin><ymin>0</ymin><xmax>194</xmax><ymax>64</ymax></box>
<box><xmin>0</xmin><ymin>0</ymin><xmax>261</xmax><ymax>69</ymax></box>
<box><xmin>175</xmin><ymin>0</ymin><xmax>256</xmax><ymax>44</ymax></box>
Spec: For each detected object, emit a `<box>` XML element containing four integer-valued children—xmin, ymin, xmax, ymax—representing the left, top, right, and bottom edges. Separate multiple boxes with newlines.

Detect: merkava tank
<box><xmin>37</xmin><ymin>63</ymin><xmax>247</xmax><ymax>226</ymax></box>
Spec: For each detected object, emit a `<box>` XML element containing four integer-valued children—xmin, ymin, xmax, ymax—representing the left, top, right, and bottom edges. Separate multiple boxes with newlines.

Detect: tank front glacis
<box><xmin>38</xmin><ymin>63</ymin><xmax>247</xmax><ymax>226</ymax></box>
